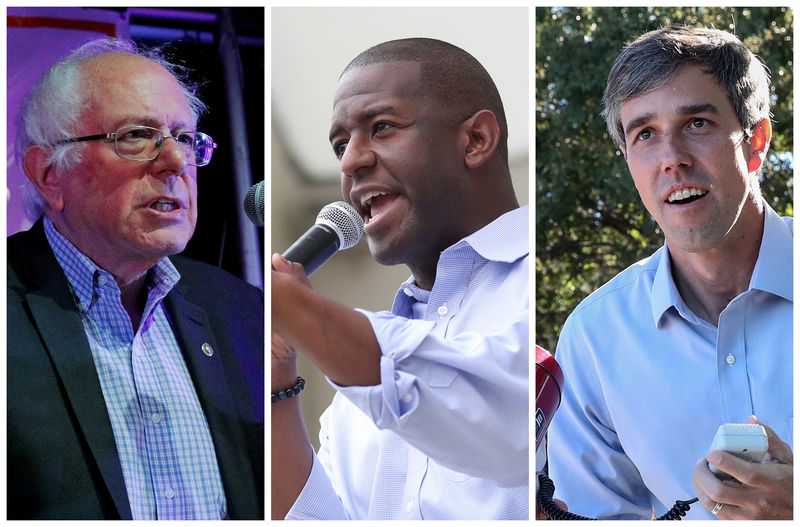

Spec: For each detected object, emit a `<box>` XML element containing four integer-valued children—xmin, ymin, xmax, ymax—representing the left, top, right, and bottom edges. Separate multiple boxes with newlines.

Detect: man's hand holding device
<box><xmin>692</xmin><ymin>416</ymin><xmax>793</xmax><ymax>520</ymax></box>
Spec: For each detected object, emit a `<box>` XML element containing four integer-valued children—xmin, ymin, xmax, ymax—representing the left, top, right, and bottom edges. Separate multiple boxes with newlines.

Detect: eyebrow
<box><xmin>329</xmin><ymin>106</ymin><xmax>400</xmax><ymax>143</ymax></box>
<box><xmin>623</xmin><ymin>102</ymin><xmax>719</xmax><ymax>137</ymax></box>
<box><xmin>114</xmin><ymin>115</ymin><xmax>195</xmax><ymax>131</ymax></box>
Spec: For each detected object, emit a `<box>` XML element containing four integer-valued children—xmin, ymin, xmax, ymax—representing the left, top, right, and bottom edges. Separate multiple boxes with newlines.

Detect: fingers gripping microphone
<box><xmin>244</xmin><ymin>181</ymin><xmax>265</xmax><ymax>227</ymax></box>
<box><xmin>282</xmin><ymin>201</ymin><xmax>364</xmax><ymax>276</ymax></box>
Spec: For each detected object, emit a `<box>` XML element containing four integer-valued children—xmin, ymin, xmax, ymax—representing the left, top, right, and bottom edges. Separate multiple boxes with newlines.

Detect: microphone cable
<box><xmin>537</xmin><ymin>473</ymin><xmax>698</xmax><ymax>520</ymax></box>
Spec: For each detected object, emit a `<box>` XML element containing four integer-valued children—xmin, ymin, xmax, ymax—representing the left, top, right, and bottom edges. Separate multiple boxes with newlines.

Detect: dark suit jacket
<box><xmin>7</xmin><ymin>221</ymin><xmax>264</xmax><ymax>519</ymax></box>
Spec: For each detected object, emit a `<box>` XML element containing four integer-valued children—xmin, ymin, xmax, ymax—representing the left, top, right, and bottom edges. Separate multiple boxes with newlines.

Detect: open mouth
<box><xmin>149</xmin><ymin>198</ymin><xmax>180</xmax><ymax>212</ymax></box>
<box><xmin>666</xmin><ymin>187</ymin><xmax>708</xmax><ymax>205</ymax></box>
<box><xmin>360</xmin><ymin>190</ymin><xmax>398</xmax><ymax>224</ymax></box>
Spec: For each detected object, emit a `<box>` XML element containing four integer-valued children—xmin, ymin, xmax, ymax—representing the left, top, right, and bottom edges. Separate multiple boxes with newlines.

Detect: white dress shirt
<box><xmin>547</xmin><ymin>203</ymin><xmax>793</xmax><ymax>519</ymax></box>
<box><xmin>286</xmin><ymin>206</ymin><xmax>530</xmax><ymax>520</ymax></box>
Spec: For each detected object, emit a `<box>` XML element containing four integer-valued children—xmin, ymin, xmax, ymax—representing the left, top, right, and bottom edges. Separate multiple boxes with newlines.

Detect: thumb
<box><xmin>271</xmin><ymin>252</ymin><xmax>290</xmax><ymax>271</ymax></box>
<box><xmin>750</xmin><ymin>415</ymin><xmax>793</xmax><ymax>465</ymax></box>
<box><xmin>271</xmin><ymin>252</ymin><xmax>312</xmax><ymax>287</ymax></box>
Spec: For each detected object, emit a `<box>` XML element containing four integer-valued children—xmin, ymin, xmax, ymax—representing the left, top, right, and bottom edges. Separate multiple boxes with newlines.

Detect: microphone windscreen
<box><xmin>316</xmin><ymin>201</ymin><xmax>364</xmax><ymax>250</ymax></box>
<box><xmin>244</xmin><ymin>181</ymin><xmax>265</xmax><ymax>226</ymax></box>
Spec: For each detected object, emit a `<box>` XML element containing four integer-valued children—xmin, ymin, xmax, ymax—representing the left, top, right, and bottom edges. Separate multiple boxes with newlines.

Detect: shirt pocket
<box><xmin>437</xmin><ymin>464</ymin><xmax>472</xmax><ymax>482</ymax></box>
<box><xmin>418</xmin><ymin>361</ymin><xmax>457</xmax><ymax>388</ymax></box>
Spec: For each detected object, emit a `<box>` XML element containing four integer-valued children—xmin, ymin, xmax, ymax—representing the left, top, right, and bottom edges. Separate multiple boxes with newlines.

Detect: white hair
<box><xmin>16</xmin><ymin>37</ymin><xmax>207</xmax><ymax>221</ymax></box>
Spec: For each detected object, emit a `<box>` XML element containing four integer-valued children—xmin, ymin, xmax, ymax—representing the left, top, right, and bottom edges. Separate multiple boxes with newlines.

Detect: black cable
<box><xmin>537</xmin><ymin>473</ymin><xmax>597</xmax><ymax>520</ymax></box>
<box><xmin>537</xmin><ymin>473</ymin><xmax>699</xmax><ymax>520</ymax></box>
<box><xmin>656</xmin><ymin>497</ymin><xmax>698</xmax><ymax>520</ymax></box>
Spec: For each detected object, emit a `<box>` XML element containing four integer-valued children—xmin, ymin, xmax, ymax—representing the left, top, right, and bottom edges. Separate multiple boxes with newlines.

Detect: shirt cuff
<box><xmin>330</xmin><ymin>309</ymin><xmax>436</xmax><ymax>427</ymax></box>
<box><xmin>285</xmin><ymin>450</ymin><xmax>349</xmax><ymax>520</ymax></box>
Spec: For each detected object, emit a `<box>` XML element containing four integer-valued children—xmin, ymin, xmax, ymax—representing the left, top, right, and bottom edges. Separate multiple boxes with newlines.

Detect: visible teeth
<box><xmin>360</xmin><ymin>191</ymin><xmax>389</xmax><ymax>208</ymax></box>
<box><xmin>668</xmin><ymin>187</ymin><xmax>707</xmax><ymax>203</ymax></box>
<box><xmin>151</xmin><ymin>199</ymin><xmax>178</xmax><ymax>212</ymax></box>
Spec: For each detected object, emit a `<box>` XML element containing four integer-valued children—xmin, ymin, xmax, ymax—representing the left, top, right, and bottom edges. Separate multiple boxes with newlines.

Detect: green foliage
<box><xmin>535</xmin><ymin>7</ymin><xmax>794</xmax><ymax>352</ymax></box>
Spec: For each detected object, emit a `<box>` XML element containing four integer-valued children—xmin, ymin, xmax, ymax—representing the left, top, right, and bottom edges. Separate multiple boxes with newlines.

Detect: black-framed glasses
<box><xmin>55</xmin><ymin>125</ymin><xmax>218</xmax><ymax>167</ymax></box>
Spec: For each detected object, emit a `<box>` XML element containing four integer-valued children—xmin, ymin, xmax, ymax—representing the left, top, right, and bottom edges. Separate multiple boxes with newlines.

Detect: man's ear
<box><xmin>747</xmin><ymin>118</ymin><xmax>772</xmax><ymax>174</ymax></box>
<box><xmin>22</xmin><ymin>146</ymin><xmax>65</xmax><ymax>212</ymax></box>
<box><xmin>462</xmin><ymin>109</ymin><xmax>501</xmax><ymax>169</ymax></box>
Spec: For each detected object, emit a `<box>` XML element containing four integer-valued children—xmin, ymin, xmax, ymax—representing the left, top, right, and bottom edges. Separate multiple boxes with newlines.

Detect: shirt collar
<box><xmin>390</xmin><ymin>206</ymin><xmax>529</xmax><ymax>315</ymax></box>
<box><xmin>650</xmin><ymin>247</ymin><xmax>675</xmax><ymax>326</ymax></box>
<box><xmin>651</xmin><ymin>203</ymin><xmax>792</xmax><ymax>326</ymax></box>
<box><xmin>44</xmin><ymin>217</ymin><xmax>97</xmax><ymax>311</ymax></box>
<box><xmin>446</xmin><ymin>205</ymin><xmax>529</xmax><ymax>263</ymax></box>
<box><xmin>749</xmin><ymin>204</ymin><xmax>793</xmax><ymax>301</ymax></box>
<box><xmin>43</xmin><ymin>216</ymin><xmax>180</xmax><ymax>312</ymax></box>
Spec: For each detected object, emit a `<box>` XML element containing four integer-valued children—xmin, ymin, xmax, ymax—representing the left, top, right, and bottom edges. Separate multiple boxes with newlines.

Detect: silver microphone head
<box><xmin>244</xmin><ymin>181</ymin><xmax>265</xmax><ymax>226</ymax></box>
<box><xmin>316</xmin><ymin>201</ymin><xmax>364</xmax><ymax>250</ymax></box>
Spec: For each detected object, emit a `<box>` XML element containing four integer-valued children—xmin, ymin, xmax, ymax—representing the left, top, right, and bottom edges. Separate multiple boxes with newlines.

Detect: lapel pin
<box><xmin>201</xmin><ymin>343</ymin><xmax>214</xmax><ymax>357</ymax></box>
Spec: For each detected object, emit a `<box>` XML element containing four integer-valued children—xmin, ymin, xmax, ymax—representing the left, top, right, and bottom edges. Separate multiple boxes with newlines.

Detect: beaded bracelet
<box><xmin>272</xmin><ymin>376</ymin><xmax>306</xmax><ymax>403</ymax></box>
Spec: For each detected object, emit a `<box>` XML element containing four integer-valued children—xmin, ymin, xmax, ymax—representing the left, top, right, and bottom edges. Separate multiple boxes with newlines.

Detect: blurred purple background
<box><xmin>7</xmin><ymin>7</ymin><xmax>265</xmax><ymax>287</ymax></box>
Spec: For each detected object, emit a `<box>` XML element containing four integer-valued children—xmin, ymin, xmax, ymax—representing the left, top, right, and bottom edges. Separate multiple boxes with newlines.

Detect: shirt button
<box><xmin>164</xmin><ymin>486</ymin><xmax>175</xmax><ymax>499</ymax></box>
<box><xmin>151</xmin><ymin>413</ymin><xmax>162</xmax><ymax>424</ymax></box>
<box><xmin>406</xmin><ymin>499</ymin><xmax>415</xmax><ymax>512</ymax></box>
<box><xmin>402</xmin><ymin>392</ymin><xmax>413</xmax><ymax>403</ymax></box>
<box><xmin>437</xmin><ymin>305</ymin><xmax>448</xmax><ymax>316</ymax></box>
<box><xmin>403</xmin><ymin>287</ymin><xmax>414</xmax><ymax>297</ymax></box>
<box><xmin>725</xmin><ymin>353</ymin><xmax>736</xmax><ymax>365</ymax></box>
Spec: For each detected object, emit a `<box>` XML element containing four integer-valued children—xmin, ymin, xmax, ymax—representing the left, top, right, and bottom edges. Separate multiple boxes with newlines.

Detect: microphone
<box><xmin>282</xmin><ymin>201</ymin><xmax>364</xmax><ymax>276</ymax></box>
<box><xmin>535</xmin><ymin>345</ymin><xmax>563</xmax><ymax>454</ymax></box>
<box><xmin>535</xmin><ymin>345</ymin><xmax>563</xmax><ymax>494</ymax></box>
<box><xmin>244</xmin><ymin>181</ymin><xmax>265</xmax><ymax>226</ymax></box>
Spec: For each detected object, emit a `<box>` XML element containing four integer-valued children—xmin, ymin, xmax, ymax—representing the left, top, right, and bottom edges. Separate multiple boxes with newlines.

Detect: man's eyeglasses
<box><xmin>55</xmin><ymin>125</ymin><xmax>217</xmax><ymax>167</ymax></box>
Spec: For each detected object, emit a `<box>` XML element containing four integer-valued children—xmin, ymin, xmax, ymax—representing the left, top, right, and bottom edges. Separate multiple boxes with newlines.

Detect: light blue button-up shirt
<box><xmin>547</xmin><ymin>204</ymin><xmax>793</xmax><ymax>519</ymax></box>
<box><xmin>44</xmin><ymin>218</ymin><xmax>227</xmax><ymax>519</ymax></box>
<box><xmin>287</xmin><ymin>206</ymin><xmax>530</xmax><ymax>520</ymax></box>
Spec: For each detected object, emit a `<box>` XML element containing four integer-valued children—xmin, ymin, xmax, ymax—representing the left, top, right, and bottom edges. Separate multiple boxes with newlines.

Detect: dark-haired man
<box><xmin>272</xmin><ymin>38</ymin><xmax>529</xmax><ymax>520</ymax></box>
<box><xmin>546</xmin><ymin>26</ymin><xmax>792</xmax><ymax>520</ymax></box>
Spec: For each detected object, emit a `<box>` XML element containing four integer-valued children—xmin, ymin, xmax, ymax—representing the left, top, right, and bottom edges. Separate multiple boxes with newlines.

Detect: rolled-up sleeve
<box><xmin>332</xmin><ymin>308</ymin><xmax>529</xmax><ymax>488</ymax></box>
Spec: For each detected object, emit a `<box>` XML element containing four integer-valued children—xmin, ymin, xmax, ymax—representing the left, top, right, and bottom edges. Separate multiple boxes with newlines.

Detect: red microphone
<box><xmin>535</xmin><ymin>344</ymin><xmax>563</xmax><ymax>498</ymax></box>
<box><xmin>535</xmin><ymin>345</ymin><xmax>563</xmax><ymax>453</ymax></box>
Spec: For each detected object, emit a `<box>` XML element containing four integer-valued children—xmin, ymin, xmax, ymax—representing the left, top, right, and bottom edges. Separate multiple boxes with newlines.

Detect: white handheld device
<box><xmin>708</xmin><ymin>423</ymin><xmax>768</xmax><ymax>480</ymax></box>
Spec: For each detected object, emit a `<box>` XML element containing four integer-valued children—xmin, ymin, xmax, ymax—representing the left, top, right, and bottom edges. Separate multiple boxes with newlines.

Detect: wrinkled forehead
<box><xmin>82</xmin><ymin>53</ymin><xmax>170</xmax><ymax>87</ymax></box>
<box><xmin>621</xmin><ymin>63</ymin><xmax>727</xmax><ymax>109</ymax></box>
<box><xmin>80</xmin><ymin>53</ymin><xmax>195</xmax><ymax>127</ymax></box>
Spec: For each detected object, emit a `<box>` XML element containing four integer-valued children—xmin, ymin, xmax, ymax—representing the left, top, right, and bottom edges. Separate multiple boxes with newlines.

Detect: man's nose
<box><xmin>660</xmin><ymin>132</ymin><xmax>693</xmax><ymax>174</ymax></box>
<box><xmin>340</xmin><ymin>136</ymin><xmax>376</xmax><ymax>177</ymax></box>
<box><xmin>154</xmin><ymin>136</ymin><xmax>189</xmax><ymax>175</ymax></box>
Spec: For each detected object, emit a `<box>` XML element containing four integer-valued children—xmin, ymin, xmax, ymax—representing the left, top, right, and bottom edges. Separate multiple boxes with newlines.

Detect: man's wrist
<box><xmin>272</xmin><ymin>352</ymin><xmax>298</xmax><ymax>385</ymax></box>
<box><xmin>272</xmin><ymin>376</ymin><xmax>306</xmax><ymax>404</ymax></box>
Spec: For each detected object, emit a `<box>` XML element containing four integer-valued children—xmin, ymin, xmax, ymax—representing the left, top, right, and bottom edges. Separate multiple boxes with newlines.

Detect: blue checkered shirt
<box><xmin>44</xmin><ymin>218</ymin><xmax>227</xmax><ymax>519</ymax></box>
